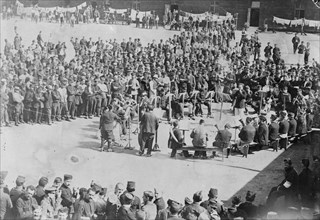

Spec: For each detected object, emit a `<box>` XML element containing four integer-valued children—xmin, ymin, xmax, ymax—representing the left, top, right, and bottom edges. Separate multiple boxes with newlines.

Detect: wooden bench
<box><xmin>176</xmin><ymin>146</ymin><xmax>220</xmax><ymax>159</ymax></box>
<box><xmin>231</xmin><ymin>142</ymin><xmax>258</xmax><ymax>158</ymax></box>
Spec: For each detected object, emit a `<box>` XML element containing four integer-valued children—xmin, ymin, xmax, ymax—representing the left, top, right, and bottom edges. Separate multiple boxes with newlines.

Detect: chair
<box><xmin>178</xmin><ymin>92</ymin><xmax>188</xmax><ymax>117</ymax></box>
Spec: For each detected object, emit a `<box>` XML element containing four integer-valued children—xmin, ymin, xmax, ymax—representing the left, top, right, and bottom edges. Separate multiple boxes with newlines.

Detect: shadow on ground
<box><xmin>224</xmin><ymin>142</ymin><xmax>310</xmax><ymax>207</ymax></box>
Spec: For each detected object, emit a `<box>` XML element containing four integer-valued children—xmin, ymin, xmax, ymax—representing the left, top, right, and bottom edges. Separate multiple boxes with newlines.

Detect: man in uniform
<box><xmin>288</xmin><ymin>112</ymin><xmax>297</xmax><ymax>138</ymax></box>
<box><xmin>264</xmin><ymin>42</ymin><xmax>272</xmax><ymax>59</ymax></box>
<box><xmin>256</xmin><ymin>115</ymin><xmax>269</xmax><ymax>150</ymax></box>
<box><xmin>279</xmin><ymin>111</ymin><xmax>289</xmax><ymax>150</ymax></box>
<box><xmin>15</xmin><ymin>185</ymin><xmax>38</xmax><ymax>219</ymax></box>
<box><xmin>212</xmin><ymin>123</ymin><xmax>232</xmax><ymax>158</ymax></box>
<box><xmin>292</xmin><ymin>33</ymin><xmax>300</xmax><ymax>54</ymax></box>
<box><xmin>238</xmin><ymin>117</ymin><xmax>256</xmax><ymax>155</ymax></box>
<box><xmin>266</xmin><ymin>159</ymin><xmax>298</xmax><ymax>211</ymax></box>
<box><xmin>139</xmin><ymin>105</ymin><xmax>159</xmax><ymax>157</ymax></box>
<box><xmin>99</xmin><ymin>105</ymin><xmax>119</xmax><ymax>152</ymax></box>
<box><xmin>60</xmin><ymin>174</ymin><xmax>75</xmax><ymax>218</ymax></box>
<box><xmin>106</xmin><ymin>183</ymin><xmax>124</xmax><ymax>220</ymax></box>
<box><xmin>191</xmin><ymin>119</ymin><xmax>208</xmax><ymax>159</ymax></box>
<box><xmin>0</xmin><ymin>171</ymin><xmax>12</xmax><ymax>219</ymax></box>
<box><xmin>120</xmin><ymin>181</ymin><xmax>141</xmax><ymax>212</ymax></box>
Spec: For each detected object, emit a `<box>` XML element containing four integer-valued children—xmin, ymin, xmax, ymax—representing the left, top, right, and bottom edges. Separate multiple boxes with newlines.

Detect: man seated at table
<box><xmin>212</xmin><ymin>123</ymin><xmax>232</xmax><ymax>158</ymax></box>
<box><xmin>190</xmin><ymin>119</ymin><xmax>208</xmax><ymax>159</ymax></box>
<box><xmin>256</xmin><ymin>115</ymin><xmax>269</xmax><ymax>150</ymax></box>
<box><xmin>238</xmin><ymin>117</ymin><xmax>256</xmax><ymax>155</ymax></box>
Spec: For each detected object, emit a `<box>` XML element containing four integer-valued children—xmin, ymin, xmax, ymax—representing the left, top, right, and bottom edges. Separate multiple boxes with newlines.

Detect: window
<box><xmin>132</xmin><ymin>0</ymin><xmax>140</xmax><ymax>10</ymax></box>
<box><xmin>295</xmin><ymin>9</ymin><xmax>305</xmax><ymax>18</ymax></box>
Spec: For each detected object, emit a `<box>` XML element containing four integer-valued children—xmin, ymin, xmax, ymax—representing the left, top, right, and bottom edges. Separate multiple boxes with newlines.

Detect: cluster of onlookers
<box><xmin>1</xmin><ymin>156</ymin><xmax>320</xmax><ymax>220</ymax></box>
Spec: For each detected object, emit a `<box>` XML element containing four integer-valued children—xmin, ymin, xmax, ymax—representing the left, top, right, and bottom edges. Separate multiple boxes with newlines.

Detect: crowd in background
<box><xmin>1</xmin><ymin>5</ymin><xmax>320</xmax><ymax>219</ymax></box>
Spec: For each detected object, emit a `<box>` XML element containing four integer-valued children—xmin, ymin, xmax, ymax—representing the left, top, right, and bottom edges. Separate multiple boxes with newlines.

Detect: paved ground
<box><xmin>0</xmin><ymin>19</ymin><xmax>319</xmax><ymax>206</ymax></box>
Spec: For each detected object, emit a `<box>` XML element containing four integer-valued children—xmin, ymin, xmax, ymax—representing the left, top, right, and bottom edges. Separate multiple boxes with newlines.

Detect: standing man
<box><xmin>60</xmin><ymin>174</ymin><xmax>76</xmax><ymax>219</ymax></box>
<box><xmin>67</xmin><ymin>80</ymin><xmax>76</xmax><ymax>120</ymax></box>
<box><xmin>99</xmin><ymin>105</ymin><xmax>119</xmax><ymax>152</ymax></box>
<box><xmin>279</xmin><ymin>111</ymin><xmax>289</xmax><ymax>150</ymax></box>
<box><xmin>233</xmin><ymin>83</ymin><xmax>247</xmax><ymax>118</ymax></box>
<box><xmin>43</xmin><ymin>85</ymin><xmax>53</xmax><ymax>125</ymax></box>
<box><xmin>304</xmin><ymin>42</ymin><xmax>310</xmax><ymax>65</ymax></box>
<box><xmin>139</xmin><ymin>105</ymin><xmax>159</xmax><ymax>157</ymax></box>
<box><xmin>15</xmin><ymin>185</ymin><xmax>38</xmax><ymax>220</ymax></box>
<box><xmin>291</xmin><ymin>33</ymin><xmax>300</xmax><ymax>54</ymax></box>
<box><xmin>142</xmin><ymin>191</ymin><xmax>157</xmax><ymax>220</ymax></box>
<box><xmin>191</xmin><ymin>119</ymin><xmax>208</xmax><ymax>159</ymax></box>
<box><xmin>264</xmin><ymin>42</ymin><xmax>273</xmax><ymax>59</ymax></box>
<box><xmin>0</xmin><ymin>171</ymin><xmax>12</xmax><ymax>220</ymax></box>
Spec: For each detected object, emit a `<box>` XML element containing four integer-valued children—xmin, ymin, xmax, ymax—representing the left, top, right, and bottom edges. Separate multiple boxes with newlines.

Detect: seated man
<box><xmin>195</xmin><ymin>88</ymin><xmax>212</xmax><ymax>116</ymax></box>
<box><xmin>238</xmin><ymin>117</ymin><xmax>256</xmax><ymax>155</ymax></box>
<box><xmin>269</xmin><ymin>114</ymin><xmax>279</xmax><ymax>144</ymax></box>
<box><xmin>256</xmin><ymin>115</ymin><xmax>269</xmax><ymax>150</ymax></box>
<box><xmin>190</xmin><ymin>119</ymin><xmax>208</xmax><ymax>159</ymax></box>
<box><xmin>288</xmin><ymin>112</ymin><xmax>297</xmax><ymax>138</ymax></box>
<box><xmin>279</xmin><ymin>111</ymin><xmax>290</xmax><ymax>150</ymax></box>
<box><xmin>212</xmin><ymin>123</ymin><xmax>232</xmax><ymax>158</ymax></box>
<box><xmin>266</xmin><ymin>158</ymin><xmax>298</xmax><ymax>211</ymax></box>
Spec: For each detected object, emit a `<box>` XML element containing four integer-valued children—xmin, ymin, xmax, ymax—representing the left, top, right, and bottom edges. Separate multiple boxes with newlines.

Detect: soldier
<box><xmin>266</xmin><ymin>159</ymin><xmax>298</xmax><ymax>211</ymax></box>
<box><xmin>212</xmin><ymin>123</ymin><xmax>232</xmax><ymax>158</ymax></box>
<box><xmin>40</xmin><ymin>187</ymin><xmax>62</xmax><ymax>219</ymax></box>
<box><xmin>291</xmin><ymin>33</ymin><xmax>300</xmax><ymax>54</ymax></box>
<box><xmin>279</xmin><ymin>111</ymin><xmax>289</xmax><ymax>150</ymax></box>
<box><xmin>139</xmin><ymin>105</ymin><xmax>159</xmax><ymax>157</ymax></box>
<box><xmin>12</xmin><ymin>86</ymin><xmax>24</xmax><ymax>126</ymax></box>
<box><xmin>15</xmin><ymin>185</ymin><xmax>38</xmax><ymax>219</ymax></box>
<box><xmin>52</xmin><ymin>84</ymin><xmax>62</xmax><ymax>122</ymax></box>
<box><xmin>120</xmin><ymin>181</ymin><xmax>141</xmax><ymax>211</ymax></box>
<box><xmin>60</xmin><ymin>174</ymin><xmax>76</xmax><ymax>218</ymax></box>
<box><xmin>99</xmin><ymin>105</ymin><xmax>119</xmax><ymax>152</ymax></box>
<box><xmin>67</xmin><ymin>80</ymin><xmax>76</xmax><ymax>120</ymax></box>
<box><xmin>34</xmin><ymin>177</ymin><xmax>48</xmax><ymax>205</ymax></box>
<box><xmin>43</xmin><ymin>85</ymin><xmax>53</xmax><ymax>125</ymax></box>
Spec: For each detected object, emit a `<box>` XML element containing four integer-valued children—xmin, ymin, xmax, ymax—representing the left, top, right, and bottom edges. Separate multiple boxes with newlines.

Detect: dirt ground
<box><xmin>1</xmin><ymin>19</ymin><xmax>319</xmax><ymax>207</ymax></box>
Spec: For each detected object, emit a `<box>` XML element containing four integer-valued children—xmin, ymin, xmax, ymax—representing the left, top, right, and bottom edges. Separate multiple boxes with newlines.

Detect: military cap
<box><xmin>45</xmin><ymin>186</ymin><xmax>57</xmax><ymax>193</ymax></box>
<box><xmin>64</xmin><ymin>174</ymin><xmax>73</xmax><ymax>181</ymax></box>
<box><xmin>193</xmin><ymin>191</ymin><xmax>203</xmax><ymax>202</ymax></box>
<box><xmin>127</xmin><ymin>181</ymin><xmax>136</xmax><ymax>191</ymax></box>
<box><xmin>39</xmin><ymin>177</ymin><xmax>48</xmax><ymax>186</ymax></box>
<box><xmin>144</xmin><ymin>191</ymin><xmax>154</xmax><ymax>199</ymax></box>
<box><xmin>208</xmin><ymin>188</ymin><xmax>218</xmax><ymax>198</ymax></box>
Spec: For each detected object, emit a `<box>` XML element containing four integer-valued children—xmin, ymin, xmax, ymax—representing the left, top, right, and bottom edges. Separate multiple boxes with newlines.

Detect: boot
<box><xmin>226</xmin><ymin>148</ymin><xmax>230</xmax><ymax>158</ymax></box>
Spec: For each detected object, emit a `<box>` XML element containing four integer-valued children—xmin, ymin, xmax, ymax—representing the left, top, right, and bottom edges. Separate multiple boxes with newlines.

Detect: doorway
<box><xmin>250</xmin><ymin>8</ymin><xmax>260</xmax><ymax>27</ymax></box>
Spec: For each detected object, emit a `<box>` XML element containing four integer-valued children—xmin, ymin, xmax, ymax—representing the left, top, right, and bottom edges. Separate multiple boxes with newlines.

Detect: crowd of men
<box><xmin>1</xmin><ymin>156</ymin><xmax>320</xmax><ymax>220</ymax></box>
<box><xmin>1</xmin><ymin>6</ymin><xmax>320</xmax><ymax>219</ymax></box>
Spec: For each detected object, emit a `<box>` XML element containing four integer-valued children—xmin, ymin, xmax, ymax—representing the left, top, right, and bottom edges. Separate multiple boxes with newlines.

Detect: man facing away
<box><xmin>191</xmin><ymin>119</ymin><xmax>208</xmax><ymax>159</ymax></box>
<box><xmin>139</xmin><ymin>105</ymin><xmax>159</xmax><ymax>157</ymax></box>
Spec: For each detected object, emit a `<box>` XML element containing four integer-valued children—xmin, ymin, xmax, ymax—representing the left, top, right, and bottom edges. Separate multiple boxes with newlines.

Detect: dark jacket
<box><xmin>288</xmin><ymin>118</ymin><xmax>297</xmax><ymax>137</ymax></box>
<box><xmin>117</xmin><ymin>205</ymin><xmax>136</xmax><ymax>220</ymax></box>
<box><xmin>239</xmin><ymin>124</ymin><xmax>256</xmax><ymax>143</ymax></box>
<box><xmin>43</xmin><ymin>91</ymin><xmax>53</xmax><ymax>109</ymax></box>
<box><xmin>269</xmin><ymin>122</ymin><xmax>279</xmax><ymax>141</ymax></box>
<box><xmin>170</xmin><ymin>127</ymin><xmax>184</xmax><ymax>149</ymax></box>
<box><xmin>99</xmin><ymin>111</ymin><xmax>119</xmax><ymax>131</ymax></box>
<box><xmin>140</xmin><ymin>112</ymin><xmax>159</xmax><ymax>134</ymax></box>
<box><xmin>238</xmin><ymin>202</ymin><xmax>258</xmax><ymax>218</ymax></box>
<box><xmin>15</xmin><ymin>194</ymin><xmax>38</xmax><ymax>220</ymax></box>
<box><xmin>214</xmin><ymin>129</ymin><xmax>232</xmax><ymax>147</ymax></box>
<box><xmin>256</xmin><ymin>123</ymin><xmax>269</xmax><ymax>146</ymax></box>
<box><xmin>279</xmin><ymin>120</ymin><xmax>289</xmax><ymax>135</ymax></box>
<box><xmin>60</xmin><ymin>183</ymin><xmax>74</xmax><ymax>214</ymax></box>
